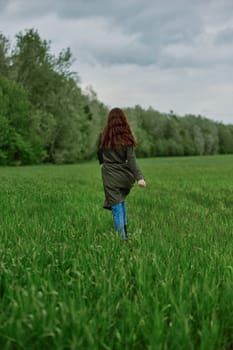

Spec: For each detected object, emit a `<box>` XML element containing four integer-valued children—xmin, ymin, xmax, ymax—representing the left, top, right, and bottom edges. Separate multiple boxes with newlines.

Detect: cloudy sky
<box><xmin>1</xmin><ymin>0</ymin><xmax>233</xmax><ymax>124</ymax></box>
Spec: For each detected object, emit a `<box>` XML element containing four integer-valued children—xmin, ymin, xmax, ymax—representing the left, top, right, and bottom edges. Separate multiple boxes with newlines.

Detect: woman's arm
<box><xmin>97</xmin><ymin>134</ymin><xmax>103</xmax><ymax>164</ymax></box>
<box><xmin>126</xmin><ymin>147</ymin><xmax>145</xmax><ymax>186</ymax></box>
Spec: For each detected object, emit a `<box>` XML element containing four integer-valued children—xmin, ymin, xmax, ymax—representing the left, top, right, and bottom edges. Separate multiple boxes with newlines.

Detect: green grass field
<box><xmin>0</xmin><ymin>155</ymin><xmax>233</xmax><ymax>350</ymax></box>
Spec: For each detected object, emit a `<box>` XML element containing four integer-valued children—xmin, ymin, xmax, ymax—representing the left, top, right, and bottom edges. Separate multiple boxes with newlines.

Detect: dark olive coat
<box><xmin>98</xmin><ymin>146</ymin><xmax>144</xmax><ymax>210</ymax></box>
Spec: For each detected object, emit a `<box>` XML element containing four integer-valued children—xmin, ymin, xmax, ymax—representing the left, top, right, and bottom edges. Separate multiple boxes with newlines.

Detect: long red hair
<box><xmin>100</xmin><ymin>108</ymin><xmax>137</xmax><ymax>149</ymax></box>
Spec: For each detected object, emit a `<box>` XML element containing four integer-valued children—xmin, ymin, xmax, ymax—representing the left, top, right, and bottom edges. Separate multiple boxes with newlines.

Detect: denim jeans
<box><xmin>111</xmin><ymin>202</ymin><xmax>127</xmax><ymax>239</ymax></box>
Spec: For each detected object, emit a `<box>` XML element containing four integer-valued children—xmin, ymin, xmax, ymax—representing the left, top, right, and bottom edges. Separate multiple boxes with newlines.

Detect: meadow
<box><xmin>0</xmin><ymin>155</ymin><xmax>233</xmax><ymax>350</ymax></box>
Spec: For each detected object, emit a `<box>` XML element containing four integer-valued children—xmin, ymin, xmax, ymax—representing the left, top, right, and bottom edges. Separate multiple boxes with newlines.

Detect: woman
<box><xmin>98</xmin><ymin>107</ymin><xmax>146</xmax><ymax>240</ymax></box>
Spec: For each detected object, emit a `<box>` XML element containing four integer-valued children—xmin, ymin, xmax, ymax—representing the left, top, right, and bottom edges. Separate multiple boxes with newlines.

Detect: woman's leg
<box><xmin>111</xmin><ymin>203</ymin><xmax>127</xmax><ymax>240</ymax></box>
<box><xmin>121</xmin><ymin>201</ymin><xmax>128</xmax><ymax>238</ymax></box>
<box><xmin>121</xmin><ymin>201</ymin><xmax>127</xmax><ymax>226</ymax></box>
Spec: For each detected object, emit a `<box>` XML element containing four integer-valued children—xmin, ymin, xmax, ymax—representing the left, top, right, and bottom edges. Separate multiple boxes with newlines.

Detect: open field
<box><xmin>0</xmin><ymin>155</ymin><xmax>233</xmax><ymax>349</ymax></box>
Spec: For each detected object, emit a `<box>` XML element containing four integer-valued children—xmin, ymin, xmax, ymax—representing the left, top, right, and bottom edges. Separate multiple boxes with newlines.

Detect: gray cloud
<box><xmin>0</xmin><ymin>0</ymin><xmax>8</xmax><ymax>12</ymax></box>
<box><xmin>57</xmin><ymin>0</ymin><xmax>205</xmax><ymax>67</ymax></box>
<box><xmin>0</xmin><ymin>0</ymin><xmax>232</xmax><ymax>123</ymax></box>
<box><xmin>1</xmin><ymin>0</ymin><xmax>233</xmax><ymax>69</ymax></box>
<box><xmin>63</xmin><ymin>0</ymin><xmax>233</xmax><ymax>69</ymax></box>
<box><xmin>215</xmin><ymin>27</ymin><xmax>233</xmax><ymax>45</ymax></box>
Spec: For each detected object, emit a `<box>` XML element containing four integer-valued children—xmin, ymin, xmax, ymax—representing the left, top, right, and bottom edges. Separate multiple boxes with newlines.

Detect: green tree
<box><xmin>0</xmin><ymin>33</ymin><xmax>10</xmax><ymax>78</ymax></box>
<box><xmin>1</xmin><ymin>28</ymin><xmax>233</xmax><ymax>165</ymax></box>
<box><xmin>218</xmin><ymin>123</ymin><xmax>233</xmax><ymax>154</ymax></box>
<box><xmin>10</xmin><ymin>29</ymin><xmax>84</xmax><ymax>163</ymax></box>
<box><xmin>0</xmin><ymin>78</ymin><xmax>45</xmax><ymax>164</ymax></box>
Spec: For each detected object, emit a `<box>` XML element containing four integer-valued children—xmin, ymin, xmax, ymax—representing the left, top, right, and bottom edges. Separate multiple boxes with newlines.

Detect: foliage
<box><xmin>0</xmin><ymin>78</ymin><xmax>45</xmax><ymax>164</ymax></box>
<box><xmin>0</xmin><ymin>33</ymin><xmax>10</xmax><ymax>78</ymax></box>
<box><xmin>0</xmin><ymin>29</ymin><xmax>233</xmax><ymax>165</ymax></box>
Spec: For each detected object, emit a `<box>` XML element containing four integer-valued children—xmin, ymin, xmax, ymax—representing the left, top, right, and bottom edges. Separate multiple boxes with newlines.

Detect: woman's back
<box><xmin>102</xmin><ymin>147</ymin><xmax>127</xmax><ymax>164</ymax></box>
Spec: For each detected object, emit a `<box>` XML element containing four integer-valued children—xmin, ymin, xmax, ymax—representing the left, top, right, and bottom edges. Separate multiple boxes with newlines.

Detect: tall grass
<box><xmin>0</xmin><ymin>155</ymin><xmax>233</xmax><ymax>349</ymax></box>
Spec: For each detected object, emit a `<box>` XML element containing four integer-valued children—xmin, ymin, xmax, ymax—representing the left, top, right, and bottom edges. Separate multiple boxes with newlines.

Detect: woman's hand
<box><xmin>138</xmin><ymin>179</ymin><xmax>146</xmax><ymax>187</ymax></box>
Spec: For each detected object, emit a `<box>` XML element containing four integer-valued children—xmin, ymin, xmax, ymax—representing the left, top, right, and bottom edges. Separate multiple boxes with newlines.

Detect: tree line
<box><xmin>0</xmin><ymin>29</ymin><xmax>233</xmax><ymax>165</ymax></box>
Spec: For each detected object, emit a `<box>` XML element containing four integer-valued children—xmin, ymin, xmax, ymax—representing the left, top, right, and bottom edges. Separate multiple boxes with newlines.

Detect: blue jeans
<box><xmin>111</xmin><ymin>202</ymin><xmax>127</xmax><ymax>239</ymax></box>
